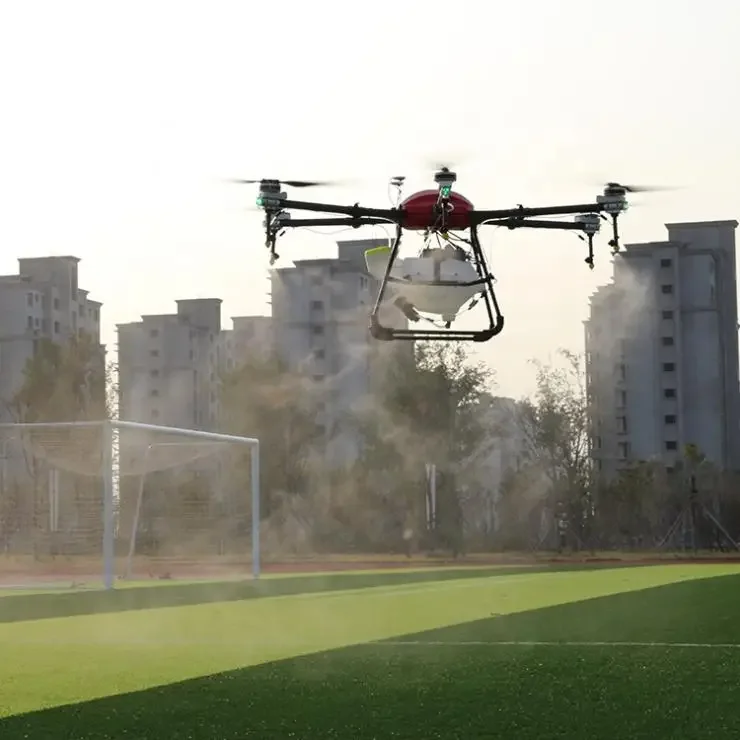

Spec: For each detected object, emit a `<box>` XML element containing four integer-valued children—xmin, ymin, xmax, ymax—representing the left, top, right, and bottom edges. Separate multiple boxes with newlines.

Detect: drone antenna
<box><xmin>389</xmin><ymin>175</ymin><xmax>405</xmax><ymax>207</ymax></box>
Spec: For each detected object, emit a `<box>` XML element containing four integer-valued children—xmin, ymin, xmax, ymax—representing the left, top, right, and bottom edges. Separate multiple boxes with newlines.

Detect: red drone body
<box><xmin>400</xmin><ymin>190</ymin><xmax>475</xmax><ymax>231</ymax></box>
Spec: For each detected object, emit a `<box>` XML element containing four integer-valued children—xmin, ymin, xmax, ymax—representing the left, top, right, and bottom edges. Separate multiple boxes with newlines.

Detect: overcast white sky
<box><xmin>1</xmin><ymin>0</ymin><xmax>738</xmax><ymax>398</ymax></box>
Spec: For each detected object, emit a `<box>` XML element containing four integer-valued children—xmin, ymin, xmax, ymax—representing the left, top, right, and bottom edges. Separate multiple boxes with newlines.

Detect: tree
<box><xmin>8</xmin><ymin>335</ymin><xmax>105</xmax><ymax>423</ymax></box>
<box><xmin>595</xmin><ymin>461</ymin><xmax>669</xmax><ymax>548</ymax></box>
<box><xmin>2</xmin><ymin>332</ymin><xmax>108</xmax><ymax>556</ymax></box>
<box><xmin>355</xmin><ymin>342</ymin><xmax>495</xmax><ymax>554</ymax></box>
<box><xmin>504</xmin><ymin>349</ymin><xmax>591</xmax><ymax>549</ymax></box>
<box><xmin>219</xmin><ymin>353</ymin><xmax>325</xmax><ymax>520</ymax></box>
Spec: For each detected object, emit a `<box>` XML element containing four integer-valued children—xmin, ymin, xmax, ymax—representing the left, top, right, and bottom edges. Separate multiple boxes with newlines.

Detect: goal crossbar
<box><xmin>0</xmin><ymin>420</ymin><xmax>260</xmax><ymax>590</ymax></box>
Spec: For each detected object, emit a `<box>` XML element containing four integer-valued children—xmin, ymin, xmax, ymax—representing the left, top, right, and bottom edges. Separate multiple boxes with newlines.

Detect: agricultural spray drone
<box><xmin>235</xmin><ymin>169</ymin><xmax>660</xmax><ymax>342</ymax></box>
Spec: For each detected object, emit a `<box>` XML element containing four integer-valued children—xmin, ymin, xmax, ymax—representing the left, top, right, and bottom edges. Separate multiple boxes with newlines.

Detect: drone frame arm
<box><xmin>471</xmin><ymin>202</ymin><xmax>605</xmax><ymax>224</ymax></box>
<box><xmin>275</xmin><ymin>217</ymin><xmax>396</xmax><ymax>229</ymax></box>
<box><xmin>278</xmin><ymin>198</ymin><xmax>402</xmax><ymax>222</ymax></box>
<box><xmin>483</xmin><ymin>218</ymin><xmax>590</xmax><ymax>232</ymax></box>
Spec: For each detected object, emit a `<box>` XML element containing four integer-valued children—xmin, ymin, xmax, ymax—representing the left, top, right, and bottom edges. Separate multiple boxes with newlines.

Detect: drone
<box><xmin>234</xmin><ymin>169</ymin><xmax>659</xmax><ymax>342</ymax></box>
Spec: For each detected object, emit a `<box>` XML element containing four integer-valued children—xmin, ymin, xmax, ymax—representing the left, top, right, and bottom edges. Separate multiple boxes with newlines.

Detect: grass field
<box><xmin>2</xmin><ymin>563</ymin><xmax>740</xmax><ymax>738</ymax></box>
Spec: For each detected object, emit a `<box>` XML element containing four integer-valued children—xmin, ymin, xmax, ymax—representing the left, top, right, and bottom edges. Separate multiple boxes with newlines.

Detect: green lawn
<box><xmin>1</xmin><ymin>563</ymin><xmax>739</xmax><ymax>738</ymax></box>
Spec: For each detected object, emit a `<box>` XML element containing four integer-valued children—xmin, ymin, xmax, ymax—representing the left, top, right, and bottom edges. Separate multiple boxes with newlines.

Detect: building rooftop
<box><xmin>175</xmin><ymin>297</ymin><xmax>223</xmax><ymax>305</ymax></box>
<box><xmin>18</xmin><ymin>255</ymin><xmax>81</xmax><ymax>263</ymax></box>
<box><xmin>666</xmin><ymin>220</ymin><xmax>738</xmax><ymax>230</ymax></box>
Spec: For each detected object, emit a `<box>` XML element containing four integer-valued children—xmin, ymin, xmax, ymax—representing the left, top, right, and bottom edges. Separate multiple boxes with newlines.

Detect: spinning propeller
<box><xmin>228</xmin><ymin>178</ymin><xmax>338</xmax><ymax>188</ymax></box>
<box><xmin>602</xmin><ymin>181</ymin><xmax>678</xmax><ymax>194</ymax></box>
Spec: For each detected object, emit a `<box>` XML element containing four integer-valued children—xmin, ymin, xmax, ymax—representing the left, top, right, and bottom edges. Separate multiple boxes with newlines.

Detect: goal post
<box><xmin>0</xmin><ymin>419</ymin><xmax>260</xmax><ymax>590</ymax></box>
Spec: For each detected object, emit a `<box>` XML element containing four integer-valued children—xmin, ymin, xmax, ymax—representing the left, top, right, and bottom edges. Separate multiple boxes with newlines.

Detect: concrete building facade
<box><xmin>117</xmin><ymin>298</ymin><xmax>274</xmax><ymax>431</ymax></box>
<box><xmin>0</xmin><ymin>256</ymin><xmax>104</xmax><ymax>555</ymax></box>
<box><xmin>0</xmin><ymin>256</ymin><xmax>103</xmax><ymax>421</ymax></box>
<box><xmin>270</xmin><ymin>238</ymin><xmax>409</xmax><ymax>465</ymax></box>
<box><xmin>585</xmin><ymin>220</ymin><xmax>740</xmax><ymax>478</ymax></box>
<box><xmin>117</xmin><ymin>299</ymin><xmax>223</xmax><ymax>430</ymax></box>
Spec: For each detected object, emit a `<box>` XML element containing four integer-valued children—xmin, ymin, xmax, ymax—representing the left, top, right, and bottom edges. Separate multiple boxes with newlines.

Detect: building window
<box><xmin>662</xmin><ymin>310</ymin><xmax>673</xmax><ymax>319</ymax></box>
<box><xmin>311</xmin><ymin>325</ymin><xmax>324</xmax><ymax>335</ymax></box>
<box><xmin>27</xmin><ymin>293</ymin><xmax>33</xmax><ymax>306</ymax></box>
<box><xmin>310</xmin><ymin>275</ymin><xmax>322</xmax><ymax>286</ymax></box>
<box><xmin>665</xmin><ymin>414</ymin><xmax>677</xmax><ymax>424</ymax></box>
<box><xmin>664</xmin><ymin>388</ymin><xmax>676</xmax><ymax>399</ymax></box>
<box><xmin>53</xmin><ymin>297</ymin><xmax>60</xmax><ymax>310</ymax></box>
<box><xmin>616</xmin><ymin>363</ymin><xmax>626</xmax><ymax>382</ymax></box>
<box><xmin>663</xmin><ymin>362</ymin><xmax>676</xmax><ymax>372</ymax></box>
<box><xmin>661</xmin><ymin>284</ymin><xmax>674</xmax><ymax>295</ymax></box>
<box><xmin>151</xmin><ymin>409</ymin><xmax>159</xmax><ymax>420</ymax></box>
<box><xmin>149</xmin><ymin>329</ymin><xmax>159</xmax><ymax>338</ymax></box>
<box><xmin>360</xmin><ymin>276</ymin><xmax>369</xmax><ymax>290</ymax></box>
<box><xmin>150</xmin><ymin>389</ymin><xmax>159</xmax><ymax>397</ymax></box>
<box><xmin>150</xmin><ymin>369</ymin><xmax>159</xmax><ymax>378</ymax></box>
<box><xmin>665</xmin><ymin>441</ymin><xmax>678</xmax><ymax>451</ymax></box>
<box><xmin>53</xmin><ymin>320</ymin><xmax>60</xmax><ymax>333</ymax></box>
<box><xmin>150</xmin><ymin>349</ymin><xmax>159</xmax><ymax>358</ymax></box>
<box><xmin>661</xmin><ymin>336</ymin><xmax>674</xmax><ymax>346</ymax></box>
<box><xmin>313</xmin><ymin>374</ymin><xmax>324</xmax><ymax>382</ymax></box>
<box><xmin>616</xmin><ymin>389</ymin><xmax>627</xmax><ymax>408</ymax></box>
<box><xmin>660</xmin><ymin>258</ymin><xmax>672</xmax><ymax>268</ymax></box>
<box><xmin>617</xmin><ymin>442</ymin><xmax>630</xmax><ymax>460</ymax></box>
<box><xmin>310</xmin><ymin>300</ymin><xmax>323</xmax><ymax>310</ymax></box>
<box><xmin>27</xmin><ymin>316</ymin><xmax>33</xmax><ymax>329</ymax></box>
<box><xmin>616</xmin><ymin>416</ymin><xmax>627</xmax><ymax>434</ymax></box>
<box><xmin>314</xmin><ymin>349</ymin><xmax>325</xmax><ymax>360</ymax></box>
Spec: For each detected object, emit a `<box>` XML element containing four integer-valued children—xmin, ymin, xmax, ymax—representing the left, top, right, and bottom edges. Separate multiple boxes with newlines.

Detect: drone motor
<box><xmin>597</xmin><ymin>184</ymin><xmax>629</xmax><ymax>215</ymax></box>
<box><xmin>575</xmin><ymin>213</ymin><xmax>601</xmax><ymax>235</ymax></box>
<box><xmin>434</xmin><ymin>167</ymin><xmax>457</xmax><ymax>198</ymax></box>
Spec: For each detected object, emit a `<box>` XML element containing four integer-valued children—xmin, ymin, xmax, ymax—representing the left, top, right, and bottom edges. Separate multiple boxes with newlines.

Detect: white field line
<box><xmin>377</xmin><ymin>640</ymin><xmax>740</xmax><ymax>650</ymax></box>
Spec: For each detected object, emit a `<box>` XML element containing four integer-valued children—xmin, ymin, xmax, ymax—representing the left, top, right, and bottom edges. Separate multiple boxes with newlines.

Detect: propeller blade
<box><xmin>423</xmin><ymin>152</ymin><xmax>470</xmax><ymax>172</ymax></box>
<box><xmin>227</xmin><ymin>177</ymin><xmax>343</xmax><ymax>188</ymax></box>
<box><xmin>603</xmin><ymin>181</ymin><xmax>680</xmax><ymax>193</ymax></box>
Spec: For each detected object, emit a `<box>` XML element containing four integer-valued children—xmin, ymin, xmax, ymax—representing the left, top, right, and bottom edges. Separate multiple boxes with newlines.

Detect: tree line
<box><xmin>3</xmin><ymin>333</ymin><xmax>740</xmax><ymax>558</ymax></box>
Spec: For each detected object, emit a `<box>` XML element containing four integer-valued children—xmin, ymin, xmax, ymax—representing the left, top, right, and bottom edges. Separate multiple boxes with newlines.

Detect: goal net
<box><xmin>0</xmin><ymin>420</ymin><xmax>259</xmax><ymax>589</ymax></box>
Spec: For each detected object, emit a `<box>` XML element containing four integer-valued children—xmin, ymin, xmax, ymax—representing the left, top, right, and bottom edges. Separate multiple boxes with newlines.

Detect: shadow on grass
<box><xmin>0</xmin><ymin>563</ymin><xmax>610</xmax><ymax>623</ymax></box>
<box><xmin>4</xmin><ymin>571</ymin><xmax>740</xmax><ymax>739</ymax></box>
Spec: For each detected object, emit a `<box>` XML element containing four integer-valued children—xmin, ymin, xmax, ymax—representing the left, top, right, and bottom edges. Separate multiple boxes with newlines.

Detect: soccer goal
<box><xmin>0</xmin><ymin>420</ymin><xmax>259</xmax><ymax>590</ymax></box>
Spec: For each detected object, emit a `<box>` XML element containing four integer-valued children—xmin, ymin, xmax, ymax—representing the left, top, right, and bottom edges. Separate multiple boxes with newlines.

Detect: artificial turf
<box><xmin>1</xmin><ymin>564</ymin><xmax>739</xmax><ymax>738</ymax></box>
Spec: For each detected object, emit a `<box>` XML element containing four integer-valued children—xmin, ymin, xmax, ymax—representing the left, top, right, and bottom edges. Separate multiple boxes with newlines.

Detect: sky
<box><xmin>1</xmin><ymin>0</ymin><xmax>739</xmax><ymax>399</ymax></box>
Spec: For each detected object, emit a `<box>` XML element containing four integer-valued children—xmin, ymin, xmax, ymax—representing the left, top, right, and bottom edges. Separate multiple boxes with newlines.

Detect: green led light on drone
<box><xmin>440</xmin><ymin>185</ymin><xmax>452</xmax><ymax>197</ymax></box>
<box><xmin>256</xmin><ymin>196</ymin><xmax>264</xmax><ymax>207</ymax></box>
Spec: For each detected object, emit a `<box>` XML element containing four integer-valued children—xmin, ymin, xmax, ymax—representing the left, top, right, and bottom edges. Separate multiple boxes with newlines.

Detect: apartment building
<box><xmin>0</xmin><ymin>256</ymin><xmax>104</xmax><ymax>554</ymax></box>
<box><xmin>585</xmin><ymin>220</ymin><xmax>740</xmax><ymax>478</ymax></box>
<box><xmin>117</xmin><ymin>297</ymin><xmax>275</xmax><ymax>429</ymax></box>
<box><xmin>270</xmin><ymin>238</ymin><xmax>409</xmax><ymax>464</ymax></box>
<box><xmin>117</xmin><ymin>299</ymin><xmax>223</xmax><ymax>430</ymax></box>
<box><xmin>459</xmin><ymin>395</ymin><xmax>528</xmax><ymax>536</ymax></box>
<box><xmin>0</xmin><ymin>256</ymin><xmax>103</xmax><ymax>420</ymax></box>
<box><xmin>219</xmin><ymin>315</ymin><xmax>273</xmax><ymax>374</ymax></box>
